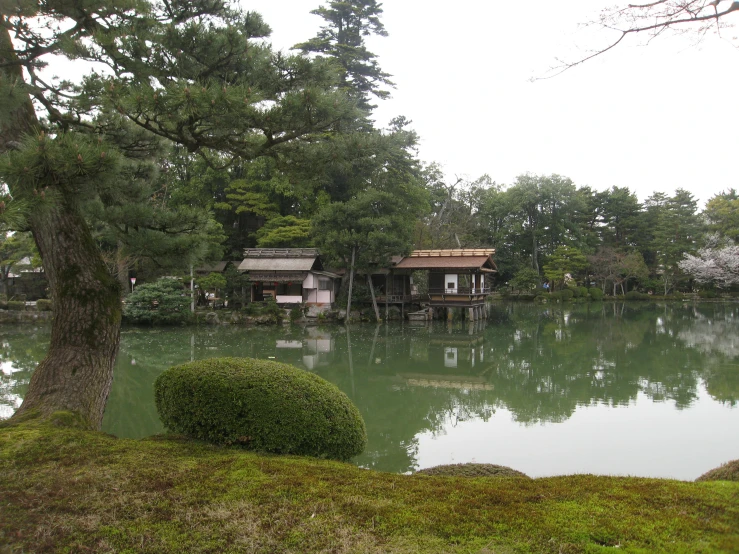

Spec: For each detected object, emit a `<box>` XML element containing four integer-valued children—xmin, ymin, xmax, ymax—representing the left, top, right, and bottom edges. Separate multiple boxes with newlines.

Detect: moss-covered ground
<box><xmin>1</xmin><ymin>416</ymin><xmax>738</xmax><ymax>553</ymax></box>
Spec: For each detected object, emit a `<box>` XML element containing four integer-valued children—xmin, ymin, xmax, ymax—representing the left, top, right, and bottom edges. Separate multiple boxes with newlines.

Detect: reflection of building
<box><xmin>237</xmin><ymin>249</ymin><xmax>340</xmax><ymax>307</ymax></box>
<box><xmin>274</xmin><ymin>327</ymin><xmax>335</xmax><ymax>370</ymax></box>
<box><xmin>401</xmin><ymin>327</ymin><xmax>493</xmax><ymax>390</ymax></box>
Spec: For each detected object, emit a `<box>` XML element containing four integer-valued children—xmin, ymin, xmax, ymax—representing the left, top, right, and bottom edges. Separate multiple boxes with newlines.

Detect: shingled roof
<box><xmin>394</xmin><ymin>249</ymin><xmax>496</xmax><ymax>271</ymax></box>
<box><xmin>237</xmin><ymin>248</ymin><xmax>323</xmax><ymax>272</ymax></box>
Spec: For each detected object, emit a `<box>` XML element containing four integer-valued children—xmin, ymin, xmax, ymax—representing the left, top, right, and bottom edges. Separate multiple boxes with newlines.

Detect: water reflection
<box><xmin>2</xmin><ymin>303</ymin><xmax>738</xmax><ymax>477</ymax></box>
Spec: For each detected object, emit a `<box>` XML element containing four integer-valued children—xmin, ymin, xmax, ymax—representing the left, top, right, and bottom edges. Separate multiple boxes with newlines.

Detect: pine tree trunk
<box><xmin>2</xmin><ymin>26</ymin><xmax>121</xmax><ymax>429</ymax></box>
<box><xmin>13</xmin><ymin>200</ymin><xmax>122</xmax><ymax>429</ymax></box>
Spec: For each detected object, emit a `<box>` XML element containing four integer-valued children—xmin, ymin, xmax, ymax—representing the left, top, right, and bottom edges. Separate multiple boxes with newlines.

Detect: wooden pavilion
<box><xmin>392</xmin><ymin>249</ymin><xmax>496</xmax><ymax>320</ymax></box>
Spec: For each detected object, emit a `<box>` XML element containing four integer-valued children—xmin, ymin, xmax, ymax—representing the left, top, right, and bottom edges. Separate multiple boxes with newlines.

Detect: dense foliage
<box><xmin>154</xmin><ymin>357</ymin><xmax>367</xmax><ymax>460</ymax></box>
<box><xmin>123</xmin><ymin>279</ymin><xmax>190</xmax><ymax>325</ymax></box>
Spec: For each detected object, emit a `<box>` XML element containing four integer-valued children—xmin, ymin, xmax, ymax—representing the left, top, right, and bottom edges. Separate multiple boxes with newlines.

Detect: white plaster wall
<box><xmin>445</xmin><ymin>274</ymin><xmax>458</xmax><ymax>293</ymax></box>
<box><xmin>276</xmin><ymin>295</ymin><xmax>302</xmax><ymax>304</ymax></box>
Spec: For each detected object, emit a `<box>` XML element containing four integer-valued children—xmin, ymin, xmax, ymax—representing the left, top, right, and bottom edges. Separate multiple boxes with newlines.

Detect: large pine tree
<box><xmin>0</xmin><ymin>0</ymin><xmax>356</xmax><ymax>428</ymax></box>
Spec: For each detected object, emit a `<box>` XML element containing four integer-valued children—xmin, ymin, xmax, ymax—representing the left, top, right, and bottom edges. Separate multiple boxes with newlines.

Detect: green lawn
<box><xmin>1</xmin><ymin>414</ymin><xmax>738</xmax><ymax>553</ymax></box>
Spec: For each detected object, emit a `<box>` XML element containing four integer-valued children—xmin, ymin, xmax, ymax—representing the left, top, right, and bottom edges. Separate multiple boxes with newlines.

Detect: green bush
<box><xmin>695</xmin><ymin>459</ymin><xmax>739</xmax><ymax>482</ymax></box>
<box><xmin>0</xmin><ymin>301</ymin><xmax>7</xmax><ymax>310</ymax></box>
<box><xmin>154</xmin><ymin>357</ymin><xmax>367</xmax><ymax>461</ymax></box>
<box><xmin>289</xmin><ymin>304</ymin><xmax>305</xmax><ymax>322</ymax></box>
<box><xmin>36</xmin><ymin>299</ymin><xmax>52</xmax><ymax>311</ymax></box>
<box><xmin>698</xmin><ymin>290</ymin><xmax>718</xmax><ymax>299</ymax></box>
<box><xmin>588</xmin><ymin>288</ymin><xmax>604</xmax><ymax>301</ymax></box>
<box><xmin>416</xmin><ymin>463</ymin><xmax>530</xmax><ymax>479</ymax></box>
<box><xmin>625</xmin><ymin>291</ymin><xmax>645</xmax><ymax>301</ymax></box>
<box><xmin>260</xmin><ymin>297</ymin><xmax>284</xmax><ymax>323</ymax></box>
<box><xmin>123</xmin><ymin>278</ymin><xmax>191</xmax><ymax>325</ymax></box>
<box><xmin>7</xmin><ymin>301</ymin><xmax>25</xmax><ymax>311</ymax></box>
<box><xmin>559</xmin><ymin>289</ymin><xmax>574</xmax><ymax>301</ymax></box>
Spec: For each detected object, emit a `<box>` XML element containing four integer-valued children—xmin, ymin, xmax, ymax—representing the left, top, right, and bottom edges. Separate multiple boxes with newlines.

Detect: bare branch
<box><xmin>541</xmin><ymin>1</ymin><xmax>739</xmax><ymax>78</ymax></box>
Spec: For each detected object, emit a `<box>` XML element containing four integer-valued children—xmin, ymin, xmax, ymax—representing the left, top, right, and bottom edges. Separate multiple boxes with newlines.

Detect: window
<box><xmin>318</xmin><ymin>278</ymin><xmax>331</xmax><ymax>291</ymax></box>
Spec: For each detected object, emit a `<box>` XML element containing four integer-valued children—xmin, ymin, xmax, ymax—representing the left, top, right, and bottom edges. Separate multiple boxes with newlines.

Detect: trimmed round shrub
<box><xmin>559</xmin><ymin>288</ymin><xmax>574</xmax><ymax>301</ymax></box>
<box><xmin>416</xmin><ymin>463</ymin><xmax>530</xmax><ymax>479</ymax></box>
<box><xmin>7</xmin><ymin>301</ymin><xmax>25</xmax><ymax>311</ymax></box>
<box><xmin>625</xmin><ymin>291</ymin><xmax>645</xmax><ymax>301</ymax></box>
<box><xmin>695</xmin><ymin>459</ymin><xmax>739</xmax><ymax>482</ymax></box>
<box><xmin>588</xmin><ymin>288</ymin><xmax>604</xmax><ymax>301</ymax></box>
<box><xmin>36</xmin><ymin>299</ymin><xmax>52</xmax><ymax>311</ymax></box>
<box><xmin>154</xmin><ymin>357</ymin><xmax>366</xmax><ymax>461</ymax></box>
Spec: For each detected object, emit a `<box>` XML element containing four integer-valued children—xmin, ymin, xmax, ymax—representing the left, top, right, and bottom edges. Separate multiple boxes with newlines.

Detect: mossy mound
<box><xmin>416</xmin><ymin>463</ymin><xmax>530</xmax><ymax>479</ymax></box>
<box><xmin>155</xmin><ymin>357</ymin><xmax>366</xmax><ymax>461</ymax></box>
<box><xmin>696</xmin><ymin>459</ymin><xmax>739</xmax><ymax>482</ymax></box>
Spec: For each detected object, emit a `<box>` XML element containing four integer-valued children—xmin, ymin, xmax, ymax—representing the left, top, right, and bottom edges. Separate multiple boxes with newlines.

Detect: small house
<box><xmin>237</xmin><ymin>248</ymin><xmax>339</xmax><ymax>306</ymax></box>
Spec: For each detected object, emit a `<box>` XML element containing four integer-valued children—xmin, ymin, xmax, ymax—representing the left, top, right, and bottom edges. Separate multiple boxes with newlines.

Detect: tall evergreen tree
<box><xmin>296</xmin><ymin>0</ymin><xmax>394</xmax><ymax>111</ymax></box>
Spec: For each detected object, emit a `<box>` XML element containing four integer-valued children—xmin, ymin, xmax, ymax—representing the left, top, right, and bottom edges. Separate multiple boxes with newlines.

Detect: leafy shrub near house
<box><xmin>260</xmin><ymin>297</ymin><xmax>284</xmax><ymax>323</ymax></box>
<box><xmin>123</xmin><ymin>278</ymin><xmax>191</xmax><ymax>325</ymax></box>
<box><xmin>36</xmin><ymin>299</ymin><xmax>52</xmax><ymax>311</ymax></box>
<box><xmin>588</xmin><ymin>288</ymin><xmax>604</xmax><ymax>301</ymax></box>
<box><xmin>154</xmin><ymin>357</ymin><xmax>367</xmax><ymax>461</ymax></box>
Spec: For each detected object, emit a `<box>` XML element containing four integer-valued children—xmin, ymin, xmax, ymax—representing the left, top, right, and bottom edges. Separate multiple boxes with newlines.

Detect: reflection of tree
<box><xmin>3</xmin><ymin>303</ymin><xmax>738</xmax><ymax>472</ymax></box>
<box><xmin>675</xmin><ymin>304</ymin><xmax>739</xmax><ymax>406</ymax></box>
<box><xmin>0</xmin><ymin>328</ymin><xmax>49</xmax><ymax>419</ymax></box>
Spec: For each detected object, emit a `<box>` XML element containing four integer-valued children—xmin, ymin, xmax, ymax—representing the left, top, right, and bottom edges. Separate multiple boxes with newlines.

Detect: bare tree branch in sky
<box><xmin>544</xmin><ymin>0</ymin><xmax>739</xmax><ymax>77</ymax></box>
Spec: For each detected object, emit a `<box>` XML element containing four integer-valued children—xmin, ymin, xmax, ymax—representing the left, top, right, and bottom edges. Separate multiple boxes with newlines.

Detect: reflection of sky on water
<box><xmin>2</xmin><ymin>303</ymin><xmax>739</xmax><ymax>478</ymax></box>
<box><xmin>415</xmin><ymin>383</ymin><xmax>739</xmax><ymax>480</ymax></box>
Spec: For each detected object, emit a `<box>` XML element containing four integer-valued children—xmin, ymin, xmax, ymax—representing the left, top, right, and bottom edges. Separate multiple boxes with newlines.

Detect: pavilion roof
<box><xmin>394</xmin><ymin>249</ymin><xmax>496</xmax><ymax>271</ymax></box>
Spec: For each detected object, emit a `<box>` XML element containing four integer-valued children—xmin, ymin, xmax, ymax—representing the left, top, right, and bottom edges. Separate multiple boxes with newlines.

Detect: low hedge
<box><xmin>696</xmin><ymin>459</ymin><xmax>739</xmax><ymax>482</ymax></box>
<box><xmin>559</xmin><ymin>288</ymin><xmax>574</xmax><ymax>301</ymax></box>
<box><xmin>416</xmin><ymin>463</ymin><xmax>530</xmax><ymax>479</ymax></box>
<box><xmin>155</xmin><ymin>357</ymin><xmax>367</xmax><ymax>461</ymax></box>
<box><xmin>588</xmin><ymin>288</ymin><xmax>604</xmax><ymax>301</ymax></box>
<box><xmin>36</xmin><ymin>299</ymin><xmax>52</xmax><ymax>311</ymax></box>
<box><xmin>7</xmin><ymin>301</ymin><xmax>25</xmax><ymax>311</ymax></box>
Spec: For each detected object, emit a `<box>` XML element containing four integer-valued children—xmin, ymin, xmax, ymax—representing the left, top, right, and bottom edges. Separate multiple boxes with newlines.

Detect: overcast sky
<box><xmin>244</xmin><ymin>0</ymin><xmax>739</xmax><ymax>206</ymax></box>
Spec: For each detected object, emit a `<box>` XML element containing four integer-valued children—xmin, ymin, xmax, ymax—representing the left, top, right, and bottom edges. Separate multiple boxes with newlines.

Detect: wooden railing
<box><xmin>376</xmin><ymin>294</ymin><xmax>420</xmax><ymax>303</ymax></box>
<box><xmin>428</xmin><ymin>287</ymin><xmax>491</xmax><ymax>295</ymax></box>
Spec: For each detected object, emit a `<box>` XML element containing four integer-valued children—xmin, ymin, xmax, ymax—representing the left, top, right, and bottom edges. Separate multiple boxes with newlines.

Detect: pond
<box><xmin>2</xmin><ymin>302</ymin><xmax>738</xmax><ymax>479</ymax></box>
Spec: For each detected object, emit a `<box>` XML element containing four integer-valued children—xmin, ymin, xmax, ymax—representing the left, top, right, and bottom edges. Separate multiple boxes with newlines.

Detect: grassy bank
<box><xmin>1</xmin><ymin>416</ymin><xmax>738</xmax><ymax>553</ymax></box>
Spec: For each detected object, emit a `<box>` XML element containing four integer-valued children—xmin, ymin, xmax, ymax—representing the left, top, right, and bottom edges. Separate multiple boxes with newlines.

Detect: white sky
<box><xmin>244</xmin><ymin>0</ymin><xmax>739</xmax><ymax>206</ymax></box>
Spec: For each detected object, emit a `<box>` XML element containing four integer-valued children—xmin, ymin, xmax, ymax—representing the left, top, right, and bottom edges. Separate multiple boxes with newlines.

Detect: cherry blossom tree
<box><xmin>679</xmin><ymin>234</ymin><xmax>739</xmax><ymax>288</ymax></box>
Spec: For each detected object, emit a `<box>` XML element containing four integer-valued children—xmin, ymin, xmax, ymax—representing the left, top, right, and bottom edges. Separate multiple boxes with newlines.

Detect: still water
<box><xmin>2</xmin><ymin>302</ymin><xmax>738</xmax><ymax>479</ymax></box>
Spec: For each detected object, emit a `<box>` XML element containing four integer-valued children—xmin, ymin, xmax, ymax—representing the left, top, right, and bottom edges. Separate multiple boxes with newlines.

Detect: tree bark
<box><xmin>14</xmin><ymin>202</ymin><xmax>122</xmax><ymax>428</ymax></box>
<box><xmin>2</xmin><ymin>26</ymin><xmax>122</xmax><ymax>429</ymax></box>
